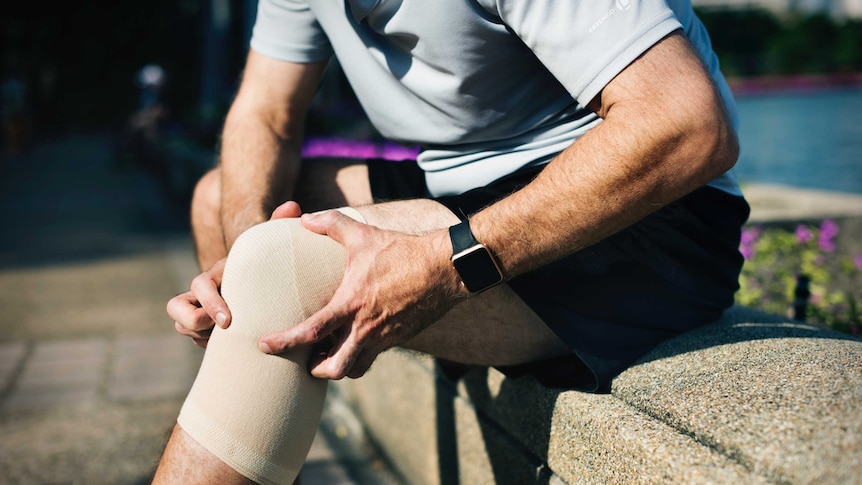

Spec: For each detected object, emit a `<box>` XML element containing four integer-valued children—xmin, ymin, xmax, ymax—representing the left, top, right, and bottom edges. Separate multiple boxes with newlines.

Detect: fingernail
<box><xmin>259</xmin><ymin>341</ymin><xmax>272</xmax><ymax>354</ymax></box>
<box><xmin>215</xmin><ymin>312</ymin><xmax>227</xmax><ymax>327</ymax></box>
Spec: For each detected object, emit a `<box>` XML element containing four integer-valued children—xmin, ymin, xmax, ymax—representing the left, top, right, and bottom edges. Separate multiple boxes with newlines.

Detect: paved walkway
<box><xmin>743</xmin><ymin>182</ymin><xmax>862</xmax><ymax>222</ymax></box>
<box><xmin>0</xmin><ymin>134</ymin><xmax>376</xmax><ymax>484</ymax></box>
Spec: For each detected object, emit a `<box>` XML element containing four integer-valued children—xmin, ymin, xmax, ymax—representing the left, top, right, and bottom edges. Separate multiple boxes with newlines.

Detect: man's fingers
<box><xmin>309</xmin><ymin>337</ymin><xmax>364</xmax><ymax>380</ymax></box>
<box><xmin>346</xmin><ymin>350</ymin><xmax>377</xmax><ymax>379</ymax></box>
<box><xmin>301</xmin><ymin>209</ymin><xmax>363</xmax><ymax>245</ymax></box>
<box><xmin>271</xmin><ymin>201</ymin><xmax>302</xmax><ymax>220</ymax></box>
<box><xmin>167</xmin><ymin>292</ymin><xmax>216</xmax><ymax>332</ymax></box>
<box><xmin>174</xmin><ymin>320</ymin><xmax>213</xmax><ymax>340</ymax></box>
<box><xmin>189</xmin><ymin>270</ymin><xmax>230</xmax><ymax>328</ymax></box>
<box><xmin>258</xmin><ymin>305</ymin><xmax>342</xmax><ymax>354</ymax></box>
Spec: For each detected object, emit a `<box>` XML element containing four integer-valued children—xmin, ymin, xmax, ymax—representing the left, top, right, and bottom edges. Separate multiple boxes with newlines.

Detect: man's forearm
<box><xmin>469</xmin><ymin>33</ymin><xmax>738</xmax><ymax>279</ymax></box>
<box><xmin>215</xmin><ymin>53</ymin><xmax>327</xmax><ymax>249</ymax></box>
<box><xmin>219</xmin><ymin>108</ymin><xmax>303</xmax><ymax>248</ymax></box>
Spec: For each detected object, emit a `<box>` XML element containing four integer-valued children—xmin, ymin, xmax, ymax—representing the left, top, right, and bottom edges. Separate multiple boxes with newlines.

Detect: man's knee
<box><xmin>222</xmin><ymin>218</ymin><xmax>344</xmax><ymax>324</ymax></box>
<box><xmin>191</xmin><ymin>168</ymin><xmax>225</xmax><ymax>268</ymax></box>
<box><xmin>191</xmin><ymin>167</ymin><xmax>221</xmax><ymax>223</ymax></box>
<box><xmin>219</xmin><ymin>211</ymin><xmax>363</xmax><ymax>334</ymax></box>
<box><xmin>177</xmin><ymin>218</ymin><xmax>346</xmax><ymax>484</ymax></box>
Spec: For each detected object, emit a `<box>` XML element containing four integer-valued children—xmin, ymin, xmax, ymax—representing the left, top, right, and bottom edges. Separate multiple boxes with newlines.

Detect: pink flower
<box><xmin>854</xmin><ymin>254</ymin><xmax>862</xmax><ymax>270</ymax></box>
<box><xmin>740</xmin><ymin>226</ymin><xmax>761</xmax><ymax>246</ymax></box>
<box><xmin>818</xmin><ymin>219</ymin><xmax>839</xmax><ymax>252</ymax></box>
<box><xmin>739</xmin><ymin>226</ymin><xmax>760</xmax><ymax>260</ymax></box>
<box><xmin>820</xmin><ymin>219</ymin><xmax>839</xmax><ymax>238</ymax></box>
<box><xmin>795</xmin><ymin>225</ymin><xmax>812</xmax><ymax>244</ymax></box>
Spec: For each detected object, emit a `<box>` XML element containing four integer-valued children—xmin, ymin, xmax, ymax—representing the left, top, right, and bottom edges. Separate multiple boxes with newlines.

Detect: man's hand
<box><xmin>168</xmin><ymin>259</ymin><xmax>229</xmax><ymax>348</ymax></box>
<box><xmin>258</xmin><ymin>210</ymin><xmax>463</xmax><ymax>380</ymax></box>
<box><xmin>168</xmin><ymin>201</ymin><xmax>303</xmax><ymax>347</ymax></box>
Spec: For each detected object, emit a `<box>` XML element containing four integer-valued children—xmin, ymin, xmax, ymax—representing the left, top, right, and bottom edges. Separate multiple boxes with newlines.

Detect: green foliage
<box><xmin>697</xmin><ymin>8</ymin><xmax>782</xmax><ymax>77</ymax></box>
<box><xmin>697</xmin><ymin>9</ymin><xmax>862</xmax><ymax>76</ymax></box>
<box><xmin>737</xmin><ymin>220</ymin><xmax>862</xmax><ymax>335</ymax></box>
<box><xmin>836</xmin><ymin>20</ymin><xmax>862</xmax><ymax>69</ymax></box>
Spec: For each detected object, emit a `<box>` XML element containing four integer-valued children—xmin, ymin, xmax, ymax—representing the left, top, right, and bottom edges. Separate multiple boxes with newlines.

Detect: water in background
<box><xmin>734</xmin><ymin>88</ymin><xmax>862</xmax><ymax>194</ymax></box>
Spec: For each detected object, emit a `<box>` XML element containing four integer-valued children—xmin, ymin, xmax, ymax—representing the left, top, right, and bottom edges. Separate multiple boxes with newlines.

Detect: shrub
<box><xmin>737</xmin><ymin>219</ymin><xmax>861</xmax><ymax>335</ymax></box>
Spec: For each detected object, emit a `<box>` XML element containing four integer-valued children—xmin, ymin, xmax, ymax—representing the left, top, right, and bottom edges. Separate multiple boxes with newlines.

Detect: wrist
<box><xmin>427</xmin><ymin>228</ymin><xmax>473</xmax><ymax>299</ymax></box>
<box><xmin>447</xmin><ymin>219</ymin><xmax>505</xmax><ymax>294</ymax></box>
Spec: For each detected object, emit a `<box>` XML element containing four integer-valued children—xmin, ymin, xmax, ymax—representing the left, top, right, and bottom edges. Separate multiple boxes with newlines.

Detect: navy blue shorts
<box><xmin>368</xmin><ymin>159</ymin><xmax>750</xmax><ymax>392</ymax></box>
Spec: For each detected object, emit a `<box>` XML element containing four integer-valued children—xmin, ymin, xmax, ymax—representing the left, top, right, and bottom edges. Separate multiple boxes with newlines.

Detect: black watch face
<box><xmin>453</xmin><ymin>246</ymin><xmax>503</xmax><ymax>293</ymax></box>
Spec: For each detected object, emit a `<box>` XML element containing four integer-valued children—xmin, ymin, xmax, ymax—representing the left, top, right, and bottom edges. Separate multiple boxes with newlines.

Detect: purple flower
<box><xmin>818</xmin><ymin>238</ymin><xmax>836</xmax><ymax>252</ymax></box>
<box><xmin>795</xmin><ymin>225</ymin><xmax>812</xmax><ymax>244</ymax></box>
<box><xmin>739</xmin><ymin>226</ymin><xmax>761</xmax><ymax>260</ymax></box>
<box><xmin>854</xmin><ymin>254</ymin><xmax>862</xmax><ymax>270</ymax></box>
<box><xmin>818</xmin><ymin>219</ymin><xmax>839</xmax><ymax>252</ymax></box>
<box><xmin>820</xmin><ymin>219</ymin><xmax>839</xmax><ymax>238</ymax></box>
<box><xmin>740</xmin><ymin>226</ymin><xmax>761</xmax><ymax>246</ymax></box>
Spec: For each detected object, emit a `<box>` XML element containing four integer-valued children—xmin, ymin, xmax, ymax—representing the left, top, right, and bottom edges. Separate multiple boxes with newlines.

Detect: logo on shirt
<box><xmin>589</xmin><ymin>0</ymin><xmax>631</xmax><ymax>34</ymax></box>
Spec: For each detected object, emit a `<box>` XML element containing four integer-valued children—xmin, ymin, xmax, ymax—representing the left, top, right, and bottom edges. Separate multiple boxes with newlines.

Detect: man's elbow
<box><xmin>687</xmin><ymin>102</ymin><xmax>739</xmax><ymax>182</ymax></box>
<box><xmin>708</xmin><ymin>123</ymin><xmax>739</xmax><ymax>176</ymax></box>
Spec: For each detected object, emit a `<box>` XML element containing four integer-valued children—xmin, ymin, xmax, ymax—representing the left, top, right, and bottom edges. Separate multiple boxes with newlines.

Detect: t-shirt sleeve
<box><xmin>250</xmin><ymin>0</ymin><xmax>333</xmax><ymax>62</ymax></box>
<box><xmin>495</xmin><ymin>0</ymin><xmax>682</xmax><ymax>106</ymax></box>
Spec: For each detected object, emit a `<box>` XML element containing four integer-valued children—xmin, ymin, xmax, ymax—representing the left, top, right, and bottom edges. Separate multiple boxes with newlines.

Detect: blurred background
<box><xmin>0</xmin><ymin>1</ymin><xmax>860</xmax><ymax>484</ymax></box>
<box><xmin>1</xmin><ymin>1</ymin><xmax>860</xmax><ymax>200</ymax></box>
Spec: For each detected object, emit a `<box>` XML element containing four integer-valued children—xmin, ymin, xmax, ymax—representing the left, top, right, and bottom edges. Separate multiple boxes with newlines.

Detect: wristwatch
<box><xmin>449</xmin><ymin>220</ymin><xmax>504</xmax><ymax>293</ymax></box>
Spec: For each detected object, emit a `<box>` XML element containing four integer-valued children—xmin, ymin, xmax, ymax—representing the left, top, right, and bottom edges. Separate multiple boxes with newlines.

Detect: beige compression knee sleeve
<box><xmin>177</xmin><ymin>208</ymin><xmax>364</xmax><ymax>485</ymax></box>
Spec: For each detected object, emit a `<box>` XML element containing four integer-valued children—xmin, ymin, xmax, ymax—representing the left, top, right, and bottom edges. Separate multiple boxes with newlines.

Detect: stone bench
<box><xmin>330</xmin><ymin>306</ymin><xmax>862</xmax><ymax>484</ymax></box>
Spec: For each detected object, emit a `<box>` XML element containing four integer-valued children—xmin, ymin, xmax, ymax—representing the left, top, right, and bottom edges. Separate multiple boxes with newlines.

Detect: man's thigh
<box><xmin>293</xmin><ymin>157</ymin><xmax>374</xmax><ymax>212</ymax></box>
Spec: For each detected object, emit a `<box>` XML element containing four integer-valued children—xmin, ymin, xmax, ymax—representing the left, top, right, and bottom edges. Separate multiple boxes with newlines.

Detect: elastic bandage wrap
<box><xmin>177</xmin><ymin>207</ymin><xmax>364</xmax><ymax>485</ymax></box>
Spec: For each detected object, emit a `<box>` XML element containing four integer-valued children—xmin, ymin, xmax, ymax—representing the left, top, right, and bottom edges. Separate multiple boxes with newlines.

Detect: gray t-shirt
<box><xmin>251</xmin><ymin>0</ymin><xmax>741</xmax><ymax>197</ymax></box>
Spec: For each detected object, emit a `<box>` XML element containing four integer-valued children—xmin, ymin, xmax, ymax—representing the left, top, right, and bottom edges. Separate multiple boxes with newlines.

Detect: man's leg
<box><xmin>189</xmin><ymin>160</ymin><xmax>373</xmax><ymax>271</ymax></box>
<box><xmin>159</xmin><ymin>163</ymin><xmax>569</xmax><ymax>484</ymax></box>
<box><xmin>157</xmin><ymin>202</ymin><xmax>569</xmax><ymax>484</ymax></box>
<box><xmin>159</xmin><ymin>160</ymin><xmax>376</xmax><ymax>484</ymax></box>
<box><xmin>189</xmin><ymin>168</ymin><xmax>227</xmax><ymax>270</ymax></box>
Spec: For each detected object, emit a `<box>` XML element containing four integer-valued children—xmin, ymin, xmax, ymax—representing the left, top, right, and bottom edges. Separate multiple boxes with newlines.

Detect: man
<box><xmin>155</xmin><ymin>1</ymin><xmax>748</xmax><ymax>483</ymax></box>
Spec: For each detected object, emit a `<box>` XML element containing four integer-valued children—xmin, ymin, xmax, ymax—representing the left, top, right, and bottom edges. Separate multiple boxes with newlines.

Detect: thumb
<box><xmin>301</xmin><ymin>210</ymin><xmax>360</xmax><ymax>244</ymax></box>
<box><xmin>270</xmin><ymin>201</ymin><xmax>302</xmax><ymax>220</ymax></box>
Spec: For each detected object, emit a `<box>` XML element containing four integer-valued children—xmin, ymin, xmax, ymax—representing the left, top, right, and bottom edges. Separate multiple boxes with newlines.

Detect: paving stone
<box><xmin>301</xmin><ymin>461</ymin><xmax>356</xmax><ymax>484</ymax></box>
<box><xmin>4</xmin><ymin>388</ymin><xmax>100</xmax><ymax>410</ymax></box>
<box><xmin>5</xmin><ymin>338</ymin><xmax>108</xmax><ymax>410</ymax></box>
<box><xmin>0</xmin><ymin>341</ymin><xmax>27</xmax><ymax>391</ymax></box>
<box><xmin>302</xmin><ymin>432</ymin><xmax>358</xmax><ymax>485</ymax></box>
<box><xmin>108</xmin><ymin>334</ymin><xmax>202</xmax><ymax>402</ymax></box>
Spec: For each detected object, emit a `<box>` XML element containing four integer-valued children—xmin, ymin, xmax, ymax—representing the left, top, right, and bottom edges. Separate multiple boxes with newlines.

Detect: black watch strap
<box><xmin>448</xmin><ymin>220</ymin><xmax>504</xmax><ymax>293</ymax></box>
<box><xmin>449</xmin><ymin>219</ymin><xmax>479</xmax><ymax>254</ymax></box>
